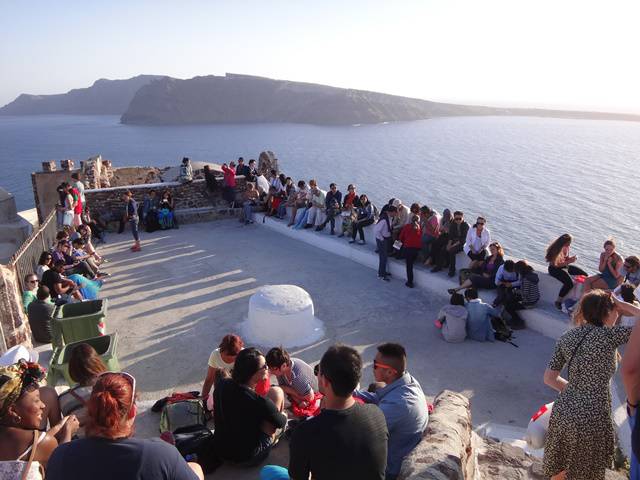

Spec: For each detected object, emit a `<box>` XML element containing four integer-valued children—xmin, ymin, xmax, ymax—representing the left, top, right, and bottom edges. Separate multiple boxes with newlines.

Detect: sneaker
<box><xmin>96</xmin><ymin>272</ymin><xmax>110</xmax><ymax>278</ymax></box>
<box><xmin>131</xmin><ymin>245</ymin><xmax>141</xmax><ymax>252</ymax></box>
<box><xmin>554</xmin><ymin>301</ymin><xmax>563</xmax><ymax>311</ymax></box>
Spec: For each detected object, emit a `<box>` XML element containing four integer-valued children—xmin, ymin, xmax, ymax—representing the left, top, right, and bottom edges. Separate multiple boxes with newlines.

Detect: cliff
<box><xmin>0</xmin><ymin>75</ymin><xmax>164</xmax><ymax>115</ymax></box>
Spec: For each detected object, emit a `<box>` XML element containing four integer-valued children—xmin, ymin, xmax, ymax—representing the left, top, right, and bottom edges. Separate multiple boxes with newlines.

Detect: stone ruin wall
<box><xmin>0</xmin><ymin>265</ymin><xmax>31</xmax><ymax>352</ymax></box>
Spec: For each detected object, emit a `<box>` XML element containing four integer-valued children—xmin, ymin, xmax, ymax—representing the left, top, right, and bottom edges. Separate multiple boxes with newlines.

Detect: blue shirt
<box><xmin>494</xmin><ymin>265</ymin><xmax>520</xmax><ymax>287</ymax></box>
<box><xmin>354</xmin><ymin>372</ymin><xmax>429</xmax><ymax>476</ymax></box>
<box><xmin>466</xmin><ymin>299</ymin><xmax>501</xmax><ymax>342</ymax></box>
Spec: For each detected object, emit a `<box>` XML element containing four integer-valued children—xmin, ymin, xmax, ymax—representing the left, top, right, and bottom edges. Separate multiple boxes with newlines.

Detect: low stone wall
<box><xmin>85</xmin><ymin>178</ymin><xmax>245</xmax><ymax>211</ymax></box>
<box><xmin>399</xmin><ymin>390</ymin><xmax>474</xmax><ymax>480</ymax></box>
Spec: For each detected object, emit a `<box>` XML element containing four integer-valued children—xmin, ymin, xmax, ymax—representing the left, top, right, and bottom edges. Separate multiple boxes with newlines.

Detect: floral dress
<box><xmin>544</xmin><ymin>324</ymin><xmax>631</xmax><ymax>479</ymax></box>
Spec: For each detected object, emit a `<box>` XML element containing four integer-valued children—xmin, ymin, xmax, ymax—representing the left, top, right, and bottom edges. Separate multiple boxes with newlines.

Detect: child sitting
<box><xmin>435</xmin><ymin>293</ymin><xmax>468</xmax><ymax>343</ymax></box>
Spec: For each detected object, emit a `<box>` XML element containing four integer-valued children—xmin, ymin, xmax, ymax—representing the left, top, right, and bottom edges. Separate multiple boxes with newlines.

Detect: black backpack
<box><xmin>491</xmin><ymin>316</ymin><xmax>518</xmax><ymax>347</ymax></box>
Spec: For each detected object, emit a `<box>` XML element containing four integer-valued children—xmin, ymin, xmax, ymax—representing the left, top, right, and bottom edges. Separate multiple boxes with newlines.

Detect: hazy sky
<box><xmin>2</xmin><ymin>0</ymin><xmax>639</xmax><ymax>113</ymax></box>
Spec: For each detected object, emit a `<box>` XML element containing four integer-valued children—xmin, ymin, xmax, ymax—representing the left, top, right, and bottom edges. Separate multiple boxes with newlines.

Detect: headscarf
<box><xmin>0</xmin><ymin>361</ymin><xmax>45</xmax><ymax>420</ymax></box>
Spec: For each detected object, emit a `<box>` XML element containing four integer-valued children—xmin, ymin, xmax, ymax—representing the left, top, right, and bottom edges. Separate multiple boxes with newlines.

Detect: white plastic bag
<box><xmin>525</xmin><ymin>401</ymin><xmax>553</xmax><ymax>449</ymax></box>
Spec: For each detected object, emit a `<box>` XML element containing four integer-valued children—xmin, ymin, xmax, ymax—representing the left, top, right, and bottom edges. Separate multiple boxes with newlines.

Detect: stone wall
<box><xmin>0</xmin><ymin>265</ymin><xmax>31</xmax><ymax>353</ymax></box>
<box><xmin>399</xmin><ymin>390</ymin><xmax>474</xmax><ymax>480</ymax></box>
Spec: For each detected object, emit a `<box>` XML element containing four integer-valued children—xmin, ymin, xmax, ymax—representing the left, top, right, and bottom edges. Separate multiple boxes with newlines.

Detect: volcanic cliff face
<box><xmin>120</xmin><ymin>73</ymin><xmax>503</xmax><ymax>126</ymax></box>
<box><xmin>0</xmin><ymin>75</ymin><xmax>164</xmax><ymax>115</ymax></box>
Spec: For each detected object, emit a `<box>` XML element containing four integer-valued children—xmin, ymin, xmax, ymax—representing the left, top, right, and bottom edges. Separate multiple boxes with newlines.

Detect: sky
<box><xmin>1</xmin><ymin>0</ymin><xmax>639</xmax><ymax>113</ymax></box>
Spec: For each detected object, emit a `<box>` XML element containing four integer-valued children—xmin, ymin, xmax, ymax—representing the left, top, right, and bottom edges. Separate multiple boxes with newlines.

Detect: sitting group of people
<box><xmin>23</xmin><ymin>220</ymin><xmax>108</xmax><ymax>344</ymax></box>
<box><xmin>198</xmin><ymin>334</ymin><xmax>428</xmax><ymax>480</ymax></box>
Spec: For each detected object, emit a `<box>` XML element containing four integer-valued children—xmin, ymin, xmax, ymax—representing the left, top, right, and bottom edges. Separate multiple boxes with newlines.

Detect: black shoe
<box><xmin>448</xmin><ymin>269</ymin><xmax>456</xmax><ymax>277</ymax></box>
<box><xmin>349</xmin><ymin>240</ymin><xmax>356</xmax><ymax>244</ymax></box>
<box><xmin>431</xmin><ymin>266</ymin><xmax>443</xmax><ymax>273</ymax></box>
<box><xmin>447</xmin><ymin>288</ymin><xmax>457</xmax><ymax>294</ymax></box>
<box><xmin>405</xmin><ymin>282</ymin><xmax>414</xmax><ymax>288</ymax></box>
<box><xmin>315</xmin><ymin>225</ymin><xmax>323</xmax><ymax>231</ymax></box>
<box><xmin>330</xmin><ymin>230</ymin><xmax>335</xmax><ymax>235</ymax></box>
<box><xmin>304</xmin><ymin>224</ymin><xmax>313</xmax><ymax>229</ymax></box>
<box><xmin>378</xmin><ymin>275</ymin><xmax>391</xmax><ymax>282</ymax></box>
<box><xmin>385</xmin><ymin>272</ymin><xmax>392</xmax><ymax>277</ymax></box>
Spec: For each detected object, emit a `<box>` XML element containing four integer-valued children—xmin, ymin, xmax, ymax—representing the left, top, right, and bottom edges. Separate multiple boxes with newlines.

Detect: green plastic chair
<box><xmin>52</xmin><ymin>299</ymin><xmax>108</xmax><ymax>350</ymax></box>
<box><xmin>47</xmin><ymin>332</ymin><xmax>120</xmax><ymax>386</ymax></box>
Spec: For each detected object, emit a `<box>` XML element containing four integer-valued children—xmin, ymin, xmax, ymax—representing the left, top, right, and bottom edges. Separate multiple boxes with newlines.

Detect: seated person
<box><xmin>493</xmin><ymin>259</ymin><xmax>520</xmax><ymax>307</ymax></box>
<box><xmin>464</xmin><ymin>288</ymin><xmax>501</xmax><ymax>342</ymax></box>
<box><xmin>316</xmin><ymin>183</ymin><xmax>342</xmax><ymax>234</ymax></box>
<box><xmin>78</xmin><ymin>224</ymin><xmax>103</xmax><ymax>264</ymax></box>
<box><xmin>42</xmin><ymin>260</ymin><xmax>83</xmax><ymax>304</ymax></box>
<box><xmin>261</xmin><ymin>344</ymin><xmax>388</xmax><ymax>480</ymax></box>
<box><xmin>617</xmin><ymin>283</ymin><xmax>640</xmax><ymax>326</ymax></box>
<box><xmin>81</xmin><ymin>206</ymin><xmax>106</xmax><ymax>243</ymax></box>
<box><xmin>583</xmin><ymin>239</ymin><xmax>624</xmax><ymax>294</ymax></box>
<box><xmin>22</xmin><ymin>274</ymin><xmax>39</xmax><ymax>311</ymax></box>
<box><xmin>47</xmin><ymin>372</ymin><xmax>204</xmax><ymax>480</ymax></box>
<box><xmin>354</xmin><ymin>343</ymin><xmax>428</xmax><ymax>480</ymax></box>
<box><xmin>27</xmin><ymin>286</ymin><xmax>55</xmax><ymax>344</ymax></box>
<box><xmin>350</xmin><ymin>195</ymin><xmax>375</xmax><ymax>244</ymax></box>
<box><xmin>211</xmin><ymin>348</ymin><xmax>286</xmax><ymax>466</ymax></box>
<box><xmin>71</xmin><ymin>238</ymin><xmax>103</xmax><ymax>277</ymax></box>
<box><xmin>622</xmin><ymin>255</ymin><xmax>640</xmax><ymax>287</ymax></box>
<box><xmin>288</xmin><ymin>181</ymin><xmax>309</xmax><ymax>227</ymax></box>
<box><xmin>434</xmin><ymin>292</ymin><xmax>468</xmax><ymax>343</ymax></box>
<box><xmin>265</xmin><ymin>347</ymin><xmax>316</xmax><ymax>406</ymax></box>
<box><xmin>36</xmin><ymin>251</ymin><xmax>53</xmax><ymax>280</ymax></box>
<box><xmin>242</xmin><ymin>183</ymin><xmax>260</xmax><ymax>224</ymax></box>
<box><xmin>58</xmin><ymin>343</ymin><xmax>107</xmax><ymax>437</ymax></box>
<box><xmin>201</xmin><ymin>334</ymin><xmax>244</xmax><ymax>406</ymax></box>
<box><xmin>51</xmin><ymin>240</ymin><xmax>96</xmax><ymax>279</ymax></box>
<box><xmin>179</xmin><ymin>157</ymin><xmax>193</xmax><ymax>183</ymax></box>
<box><xmin>503</xmin><ymin>260</ymin><xmax>540</xmax><ymax>329</ymax></box>
<box><xmin>463</xmin><ymin>217</ymin><xmax>491</xmax><ymax>270</ymax></box>
<box><xmin>0</xmin><ymin>361</ymin><xmax>79</xmax><ymax>470</ymax></box>
<box><xmin>305</xmin><ymin>181</ymin><xmax>326</xmax><ymax>229</ymax></box>
<box><xmin>448</xmin><ymin>242</ymin><xmax>504</xmax><ymax>295</ymax></box>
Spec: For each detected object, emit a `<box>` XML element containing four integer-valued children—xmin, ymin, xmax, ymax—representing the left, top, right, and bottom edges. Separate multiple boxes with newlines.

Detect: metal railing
<box><xmin>8</xmin><ymin>209</ymin><xmax>58</xmax><ymax>294</ymax></box>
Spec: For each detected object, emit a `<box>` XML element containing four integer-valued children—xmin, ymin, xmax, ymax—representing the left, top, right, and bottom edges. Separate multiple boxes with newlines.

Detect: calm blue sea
<box><xmin>1</xmin><ymin>114</ymin><xmax>638</xmax><ymax>268</ymax></box>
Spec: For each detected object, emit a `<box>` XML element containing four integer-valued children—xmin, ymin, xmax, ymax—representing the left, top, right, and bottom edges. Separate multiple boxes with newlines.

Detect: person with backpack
<box><xmin>543</xmin><ymin>291</ymin><xmax>633</xmax><ymax>480</ymax></box>
<box><xmin>464</xmin><ymin>288</ymin><xmax>500</xmax><ymax>342</ymax></box>
<box><xmin>620</xmin><ymin>296</ymin><xmax>640</xmax><ymax>479</ymax></box>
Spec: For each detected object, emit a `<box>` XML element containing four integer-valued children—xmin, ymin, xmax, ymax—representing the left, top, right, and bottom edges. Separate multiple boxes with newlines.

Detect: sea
<box><xmin>0</xmin><ymin>114</ymin><xmax>638</xmax><ymax>269</ymax></box>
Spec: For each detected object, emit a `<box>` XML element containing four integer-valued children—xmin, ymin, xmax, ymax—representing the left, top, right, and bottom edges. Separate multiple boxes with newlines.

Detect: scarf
<box><xmin>0</xmin><ymin>361</ymin><xmax>45</xmax><ymax>419</ymax></box>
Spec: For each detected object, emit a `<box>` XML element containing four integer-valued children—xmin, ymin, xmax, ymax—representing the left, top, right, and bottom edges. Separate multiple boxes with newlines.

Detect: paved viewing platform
<box><xmin>95</xmin><ymin>219</ymin><xmax>560</xmax><ymax>478</ymax></box>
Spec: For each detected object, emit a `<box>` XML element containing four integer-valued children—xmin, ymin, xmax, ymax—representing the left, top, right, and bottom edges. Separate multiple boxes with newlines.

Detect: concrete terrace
<box><xmin>95</xmin><ymin>219</ymin><xmax>559</xmax><ymax>477</ymax></box>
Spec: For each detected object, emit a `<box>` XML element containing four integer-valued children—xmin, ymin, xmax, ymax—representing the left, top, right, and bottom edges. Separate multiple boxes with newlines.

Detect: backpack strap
<box><xmin>567</xmin><ymin>327</ymin><xmax>596</xmax><ymax>375</ymax></box>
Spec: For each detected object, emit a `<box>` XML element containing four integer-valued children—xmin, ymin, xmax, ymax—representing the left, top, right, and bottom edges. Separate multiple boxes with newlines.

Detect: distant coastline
<box><xmin>2</xmin><ymin>73</ymin><xmax>639</xmax><ymax>126</ymax></box>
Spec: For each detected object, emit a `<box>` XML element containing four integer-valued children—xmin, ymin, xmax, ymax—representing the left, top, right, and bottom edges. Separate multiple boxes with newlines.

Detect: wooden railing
<box><xmin>8</xmin><ymin>209</ymin><xmax>58</xmax><ymax>293</ymax></box>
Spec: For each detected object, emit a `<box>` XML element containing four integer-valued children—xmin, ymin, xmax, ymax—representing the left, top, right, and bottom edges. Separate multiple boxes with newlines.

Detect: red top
<box><xmin>71</xmin><ymin>188</ymin><xmax>82</xmax><ymax>214</ymax></box>
<box><xmin>221</xmin><ymin>165</ymin><xmax>237</xmax><ymax>187</ymax></box>
<box><xmin>344</xmin><ymin>192</ymin><xmax>357</xmax><ymax>208</ymax></box>
<box><xmin>399</xmin><ymin>224</ymin><xmax>423</xmax><ymax>249</ymax></box>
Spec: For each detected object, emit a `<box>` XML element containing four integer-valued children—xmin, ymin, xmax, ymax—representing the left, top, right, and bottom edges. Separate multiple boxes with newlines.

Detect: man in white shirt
<box><xmin>305</xmin><ymin>181</ymin><xmax>326</xmax><ymax>228</ymax></box>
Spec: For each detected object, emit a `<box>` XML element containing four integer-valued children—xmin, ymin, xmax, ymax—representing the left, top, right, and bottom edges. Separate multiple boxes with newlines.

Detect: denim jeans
<box><xmin>129</xmin><ymin>217</ymin><xmax>139</xmax><ymax>242</ymax></box>
<box><xmin>376</xmin><ymin>238</ymin><xmax>389</xmax><ymax>277</ymax></box>
<box><xmin>243</xmin><ymin>201</ymin><xmax>254</xmax><ymax>222</ymax></box>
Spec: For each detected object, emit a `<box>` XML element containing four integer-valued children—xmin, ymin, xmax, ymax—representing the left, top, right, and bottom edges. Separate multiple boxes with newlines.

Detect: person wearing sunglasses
<box><xmin>210</xmin><ymin>348</ymin><xmax>286</xmax><ymax>468</ymax></box>
<box><xmin>36</xmin><ymin>251</ymin><xmax>53</xmax><ymax>281</ymax></box>
<box><xmin>463</xmin><ymin>216</ymin><xmax>491</xmax><ymax>271</ymax></box>
<box><xmin>622</xmin><ymin>256</ymin><xmax>640</xmax><ymax>287</ymax></box>
<box><xmin>47</xmin><ymin>372</ymin><xmax>204</xmax><ymax>480</ymax></box>
<box><xmin>354</xmin><ymin>343</ymin><xmax>428</xmax><ymax>480</ymax></box>
<box><xmin>22</xmin><ymin>274</ymin><xmax>40</xmax><ymax>312</ymax></box>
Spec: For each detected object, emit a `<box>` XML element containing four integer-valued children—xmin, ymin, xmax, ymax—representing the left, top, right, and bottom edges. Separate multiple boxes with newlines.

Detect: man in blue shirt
<box><xmin>493</xmin><ymin>259</ymin><xmax>521</xmax><ymax>307</ymax></box>
<box><xmin>465</xmin><ymin>288</ymin><xmax>501</xmax><ymax>342</ymax></box>
<box><xmin>354</xmin><ymin>343</ymin><xmax>428</xmax><ymax>480</ymax></box>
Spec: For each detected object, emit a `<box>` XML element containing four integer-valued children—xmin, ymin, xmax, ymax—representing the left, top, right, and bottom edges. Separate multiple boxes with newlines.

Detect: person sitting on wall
<box><xmin>427</xmin><ymin>208</ymin><xmax>452</xmax><ymax>272</ymax></box>
<box><xmin>142</xmin><ymin>189</ymin><xmax>159</xmax><ymax>226</ymax></box>
<box><xmin>235</xmin><ymin>157</ymin><xmax>249</xmax><ymax>177</ymax></box>
<box><xmin>464</xmin><ymin>288</ymin><xmax>501</xmax><ymax>342</ymax></box>
<box><xmin>354</xmin><ymin>343</ymin><xmax>428</xmax><ymax>480</ymax></box>
<box><xmin>22</xmin><ymin>274</ymin><xmax>39</xmax><ymax>311</ymax></box>
<box><xmin>157</xmin><ymin>190</ymin><xmax>177</xmax><ymax>230</ymax></box>
<box><xmin>265</xmin><ymin>347</ymin><xmax>316</xmax><ymax>407</ymax></box>
<box><xmin>81</xmin><ymin>206</ymin><xmax>106</xmax><ymax>243</ymax></box>
<box><xmin>179</xmin><ymin>157</ymin><xmax>193</xmax><ymax>183</ymax></box>
<box><xmin>503</xmin><ymin>260</ymin><xmax>540</xmax><ymax>329</ymax></box>
<box><xmin>621</xmin><ymin>255</ymin><xmax>640</xmax><ymax>287</ymax></box>
<box><xmin>420</xmin><ymin>206</ymin><xmax>440</xmax><ymax>265</ymax></box>
<box><xmin>316</xmin><ymin>183</ymin><xmax>342</xmax><ymax>234</ymax></box>
<box><xmin>42</xmin><ymin>260</ymin><xmax>83</xmax><ymax>304</ymax></box>
<box><xmin>242</xmin><ymin>183</ymin><xmax>260</xmax><ymax>225</ymax></box>
<box><xmin>464</xmin><ymin>216</ymin><xmax>491</xmax><ymax>270</ymax></box>
<box><xmin>52</xmin><ymin>240</ymin><xmax>96</xmax><ymax>279</ymax></box>
<box><xmin>260</xmin><ymin>344</ymin><xmax>388</xmax><ymax>480</ymax></box>
<box><xmin>288</xmin><ymin>181</ymin><xmax>309</xmax><ymax>227</ymax></box>
<box><xmin>350</xmin><ymin>194</ymin><xmax>376</xmax><ymax>245</ymax></box>
<box><xmin>277</xmin><ymin>177</ymin><xmax>296</xmax><ymax>220</ymax></box>
<box><xmin>36</xmin><ymin>251</ymin><xmax>53</xmax><ymax>280</ymax></box>
<box><xmin>390</xmin><ymin>199</ymin><xmax>411</xmax><ymax>246</ymax></box>
<box><xmin>435</xmin><ymin>211</ymin><xmax>469</xmax><ymax>277</ymax></box>
<box><xmin>264</xmin><ymin>170</ymin><xmax>283</xmax><ymax>214</ymax></box>
<box><xmin>448</xmin><ymin>242</ymin><xmax>504</xmax><ymax>295</ymax></box>
<box><xmin>221</xmin><ymin>162</ymin><xmax>238</xmax><ymax>206</ymax></box>
<box><xmin>210</xmin><ymin>348</ymin><xmax>286</xmax><ymax>467</ymax></box>
<box><xmin>305</xmin><ymin>180</ymin><xmax>326</xmax><ymax>229</ymax></box>
<box><xmin>246</xmin><ymin>159</ymin><xmax>258</xmax><ymax>183</ymax></box>
<box><xmin>27</xmin><ymin>286</ymin><xmax>55</xmax><ymax>344</ymax></box>
<box><xmin>493</xmin><ymin>259</ymin><xmax>520</xmax><ymax>307</ymax></box>
<box><xmin>203</xmin><ymin>165</ymin><xmax>220</xmax><ymax>194</ymax></box>
<box><xmin>71</xmin><ymin>238</ymin><xmax>105</xmax><ymax>278</ymax></box>
<box><xmin>434</xmin><ymin>292</ymin><xmax>468</xmax><ymax>343</ymax></box>
<box><xmin>338</xmin><ymin>184</ymin><xmax>362</xmax><ymax>239</ymax></box>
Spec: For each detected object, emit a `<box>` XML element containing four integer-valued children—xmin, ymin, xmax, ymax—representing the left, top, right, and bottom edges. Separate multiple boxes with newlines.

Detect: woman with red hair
<box><xmin>46</xmin><ymin>372</ymin><xmax>203</xmax><ymax>480</ymax></box>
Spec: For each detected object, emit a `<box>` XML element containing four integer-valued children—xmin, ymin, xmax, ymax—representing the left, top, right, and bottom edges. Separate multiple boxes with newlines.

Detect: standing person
<box><xmin>543</xmin><ymin>290</ymin><xmax>632</xmax><ymax>480</ymax></box>
<box><xmin>71</xmin><ymin>172</ymin><xmax>85</xmax><ymax>213</ymax></box>
<box><xmin>123</xmin><ymin>190</ymin><xmax>141</xmax><ymax>252</ymax></box>
<box><xmin>61</xmin><ymin>183</ymin><xmax>75</xmax><ymax>229</ymax></box>
<box><xmin>374</xmin><ymin>206</ymin><xmax>397</xmax><ymax>282</ymax></box>
<box><xmin>350</xmin><ymin>194</ymin><xmax>375</xmax><ymax>244</ymax></box>
<box><xmin>47</xmin><ymin>372</ymin><xmax>204</xmax><ymax>480</ymax></box>
<box><xmin>261</xmin><ymin>344</ymin><xmax>388</xmax><ymax>480</ymax></box>
<box><xmin>583</xmin><ymin>239</ymin><xmax>625</xmax><ymax>294</ymax></box>
<box><xmin>440</xmin><ymin>211</ymin><xmax>470</xmax><ymax>277</ymax></box>
<box><xmin>399</xmin><ymin>215</ymin><xmax>423</xmax><ymax>288</ymax></box>
<box><xmin>242</xmin><ymin>183</ymin><xmax>259</xmax><ymax>224</ymax></box>
<box><xmin>211</xmin><ymin>348</ymin><xmax>286</xmax><ymax>467</ymax></box>
<box><xmin>620</xmin><ymin>297</ymin><xmax>640</xmax><ymax>479</ymax></box>
<box><xmin>354</xmin><ymin>343</ymin><xmax>428</xmax><ymax>480</ymax></box>
<box><xmin>235</xmin><ymin>157</ymin><xmax>248</xmax><ymax>176</ymax></box>
<box><xmin>464</xmin><ymin>217</ymin><xmax>491</xmax><ymax>270</ymax></box>
<box><xmin>546</xmin><ymin>234</ymin><xmax>589</xmax><ymax>310</ymax></box>
<box><xmin>221</xmin><ymin>162</ymin><xmax>237</xmax><ymax>206</ymax></box>
<box><xmin>69</xmin><ymin>182</ymin><xmax>83</xmax><ymax>229</ymax></box>
<box><xmin>317</xmin><ymin>183</ymin><xmax>342</xmax><ymax>234</ymax></box>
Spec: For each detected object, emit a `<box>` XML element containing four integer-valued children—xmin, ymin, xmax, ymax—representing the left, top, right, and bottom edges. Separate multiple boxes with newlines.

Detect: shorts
<box><xmin>63</xmin><ymin>211</ymin><xmax>74</xmax><ymax>226</ymax></box>
<box><xmin>598</xmin><ymin>273</ymin><xmax>619</xmax><ymax>290</ymax></box>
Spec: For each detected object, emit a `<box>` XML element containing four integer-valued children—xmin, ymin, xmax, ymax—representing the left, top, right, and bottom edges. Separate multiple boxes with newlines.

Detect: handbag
<box><xmin>0</xmin><ymin>430</ymin><xmax>44</xmax><ymax>480</ymax></box>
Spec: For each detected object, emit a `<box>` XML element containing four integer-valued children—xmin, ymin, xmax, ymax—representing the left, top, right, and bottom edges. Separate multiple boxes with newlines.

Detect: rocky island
<box><xmin>3</xmin><ymin>73</ymin><xmax>640</xmax><ymax>125</ymax></box>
